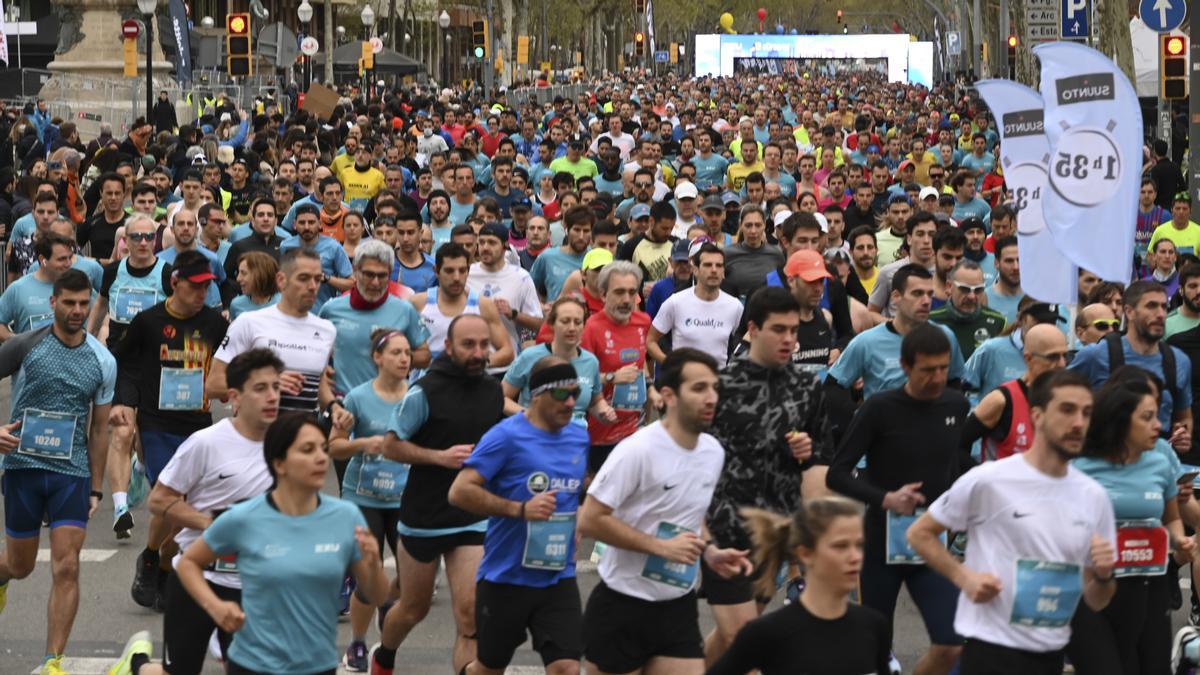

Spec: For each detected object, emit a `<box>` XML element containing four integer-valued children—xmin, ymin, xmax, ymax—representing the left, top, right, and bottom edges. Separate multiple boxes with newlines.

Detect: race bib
<box><xmin>1114</xmin><ymin>519</ymin><xmax>1168</xmax><ymax>578</ymax></box>
<box><xmin>17</xmin><ymin>409</ymin><xmax>78</xmax><ymax>460</ymax></box>
<box><xmin>25</xmin><ymin>312</ymin><xmax>53</xmax><ymax>331</ymax></box>
<box><xmin>641</xmin><ymin>521</ymin><xmax>698</xmax><ymax>589</ymax></box>
<box><xmin>355</xmin><ymin>455</ymin><xmax>406</xmax><ymax>501</ymax></box>
<box><xmin>885</xmin><ymin>509</ymin><xmax>946</xmax><ymax>564</ymax></box>
<box><xmin>112</xmin><ymin>287</ymin><xmax>158</xmax><ymax>323</ymax></box>
<box><xmin>158</xmin><ymin>367</ymin><xmax>205</xmax><ymax>411</ymax></box>
<box><xmin>1010</xmin><ymin>559</ymin><xmax>1082</xmax><ymax>628</ymax></box>
<box><xmin>612</xmin><ymin>373</ymin><xmax>646</xmax><ymax>411</ymax></box>
<box><xmin>523</xmin><ymin>512</ymin><xmax>576</xmax><ymax>571</ymax></box>
<box><xmin>213</xmin><ymin>554</ymin><xmax>239</xmax><ymax>573</ymax></box>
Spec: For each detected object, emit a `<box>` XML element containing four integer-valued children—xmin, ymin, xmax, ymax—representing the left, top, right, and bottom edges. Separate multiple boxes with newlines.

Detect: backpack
<box><xmin>1104</xmin><ymin>331</ymin><xmax>1178</xmax><ymax>404</ymax></box>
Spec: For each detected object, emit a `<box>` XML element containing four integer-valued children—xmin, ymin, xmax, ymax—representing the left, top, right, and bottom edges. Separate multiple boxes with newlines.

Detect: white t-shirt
<box><xmin>651</xmin><ymin>289</ymin><xmax>744</xmax><ymax>368</ymax></box>
<box><xmin>927</xmin><ymin>454</ymin><xmax>1116</xmax><ymax>653</ymax></box>
<box><xmin>588</xmin><ymin>421</ymin><xmax>725</xmax><ymax>601</ymax></box>
<box><xmin>157</xmin><ymin>418</ymin><xmax>273</xmax><ymax>589</ymax></box>
<box><xmin>467</xmin><ymin>261</ymin><xmax>544</xmax><ymax>354</ymax></box>
<box><xmin>215</xmin><ymin>305</ymin><xmax>336</xmax><ymax>413</ymax></box>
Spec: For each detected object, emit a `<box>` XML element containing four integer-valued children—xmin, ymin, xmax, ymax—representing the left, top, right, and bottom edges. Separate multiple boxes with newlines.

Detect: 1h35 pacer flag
<box><xmin>976</xmin><ymin>79</ymin><xmax>1078</xmax><ymax>305</ymax></box>
<box><xmin>1034</xmin><ymin>41</ymin><xmax>1142</xmax><ymax>284</ymax></box>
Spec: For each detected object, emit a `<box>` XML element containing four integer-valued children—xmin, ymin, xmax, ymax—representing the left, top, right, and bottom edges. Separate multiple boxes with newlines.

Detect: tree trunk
<box><xmin>1096</xmin><ymin>0</ymin><xmax>1134</xmax><ymax>85</ymax></box>
<box><xmin>498</xmin><ymin>0</ymin><xmax>514</xmax><ymax>85</ymax></box>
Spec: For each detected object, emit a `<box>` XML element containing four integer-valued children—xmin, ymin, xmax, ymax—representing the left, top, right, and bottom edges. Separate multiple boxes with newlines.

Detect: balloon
<box><xmin>719</xmin><ymin>12</ymin><xmax>734</xmax><ymax>30</ymax></box>
<box><xmin>789</xmin><ymin>28</ymin><xmax>798</xmax><ymax>35</ymax></box>
<box><xmin>756</xmin><ymin>7</ymin><xmax>767</xmax><ymax>21</ymax></box>
<box><xmin>775</xmin><ymin>24</ymin><xmax>784</xmax><ymax>34</ymax></box>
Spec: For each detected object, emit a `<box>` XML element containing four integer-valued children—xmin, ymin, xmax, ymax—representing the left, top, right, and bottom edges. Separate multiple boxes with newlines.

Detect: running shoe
<box><xmin>131</xmin><ymin>551</ymin><xmax>159</xmax><ymax>608</ymax></box>
<box><xmin>108</xmin><ymin>630</ymin><xmax>152</xmax><ymax>675</ymax></box>
<box><xmin>0</xmin><ymin>580</ymin><xmax>7</xmax><ymax>615</ymax></box>
<box><xmin>113</xmin><ymin>504</ymin><xmax>134</xmax><ymax>540</ymax></box>
<box><xmin>368</xmin><ymin>646</ymin><xmax>394</xmax><ymax>675</ymax></box>
<box><xmin>888</xmin><ymin>651</ymin><xmax>902</xmax><ymax>675</ymax></box>
<box><xmin>344</xmin><ymin>640</ymin><xmax>369</xmax><ymax>672</ymax></box>
<box><xmin>41</xmin><ymin>655</ymin><xmax>68</xmax><ymax>675</ymax></box>
<box><xmin>1173</xmin><ymin>625</ymin><xmax>1200</xmax><ymax>675</ymax></box>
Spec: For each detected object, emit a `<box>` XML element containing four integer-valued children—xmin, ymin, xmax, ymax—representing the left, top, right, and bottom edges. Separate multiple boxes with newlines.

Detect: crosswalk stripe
<box><xmin>35</xmin><ymin>549</ymin><xmax>117</xmax><ymax>563</ymax></box>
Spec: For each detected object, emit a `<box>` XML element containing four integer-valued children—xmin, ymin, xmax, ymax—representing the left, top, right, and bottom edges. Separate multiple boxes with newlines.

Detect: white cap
<box><xmin>813</xmin><ymin>212</ymin><xmax>829</xmax><ymax>233</ymax></box>
<box><xmin>919</xmin><ymin>186</ymin><xmax>941</xmax><ymax>201</ymax></box>
<box><xmin>674</xmin><ymin>181</ymin><xmax>699</xmax><ymax>200</ymax></box>
<box><xmin>219</xmin><ymin>112</ymin><xmax>232</xmax><ymax>123</ymax></box>
<box><xmin>773</xmin><ymin>210</ymin><xmax>793</xmax><ymax>227</ymax></box>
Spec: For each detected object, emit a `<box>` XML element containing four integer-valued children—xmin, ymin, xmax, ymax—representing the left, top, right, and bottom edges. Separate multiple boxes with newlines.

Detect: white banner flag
<box><xmin>0</xmin><ymin>0</ymin><xmax>9</xmax><ymax>67</ymax></box>
<box><xmin>646</xmin><ymin>0</ymin><xmax>656</xmax><ymax>55</ymax></box>
<box><xmin>975</xmin><ymin>79</ymin><xmax>1077</xmax><ymax>305</ymax></box>
<box><xmin>1034</xmin><ymin>41</ymin><xmax>1142</xmax><ymax>283</ymax></box>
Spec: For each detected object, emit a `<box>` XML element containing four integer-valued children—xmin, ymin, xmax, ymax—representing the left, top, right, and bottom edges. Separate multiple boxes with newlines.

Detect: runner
<box><xmin>156</xmin><ymin>208</ymin><xmax>226</xmax><ymax>310</ymax></box>
<box><xmin>647</xmin><ymin>242</ymin><xmax>743</xmax><ymax>368</ymax></box>
<box><xmin>827</xmin><ymin>324</ymin><xmax>971</xmax><ymax>675</ymax></box>
<box><xmin>106</xmin><ymin>348</ymin><xmax>283</xmax><ymax>675</ymax></box>
<box><xmin>447</xmin><ymin>356</ymin><xmax>591</xmax><ymax>675</ymax></box>
<box><xmin>722</xmin><ymin>205</ymin><xmax>784</xmax><ymax>303</ymax></box>
<box><xmin>279</xmin><ymin>203</ymin><xmax>354</xmax><ymax>311</ymax></box>
<box><xmin>908</xmin><ymin>369</ymin><xmax>1117</xmax><ymax>674</ymax></box>
<box><xmin>578</xmin><ymin>348</ymin><xmax>750</xmax><ymax>675</ymax></box>
<box><xmin>963</xmin><ymin>300</ymin><xmax>1066</xmax><ymax>398</ymax></box>
<box><xmin>706</xmin><ymin>498</ymin><xmax>892</xmax><ymax>675</ymax></box>
<box><xmin>0</xmin><ymin>270</ymin><xmax>116</xmax><ymax>675</ymax></box>
<box><xmin>0</xmin><ymin>232</ymin><xmax>76</xmax><ymax>340</ymax></box>
<box><xmin>90</xmin><ymin>213</ymin><xmax>173</xmax><ymax>346</ymax></box>
<box><xmin>928</xmin><ymin>259</ymin><xmax>1007</xmax><ymax>359</ymax></box>
<box><xmin>704</xmin><ymin>286</ymin><xmax>834</xmax><ymax>662</ymax></box>
<box><xmin>207</xmin><ymin>248</ymin><xmax>337</xmax><ymax>416</ymax></box>
<box><xmin>409</xmin><ymin>243</ymin><xmax>514</xmax><ymax>368</ymax></box>
<box><xmin>372</xmin><ymin>314</ymin><xmax>506</xmax><ymax>675</ymax></box>
<box><xmin>531</xmin><ymin>206</ymin><xmax>593</xmax><ymax>303</ymax></box>
<box><xmin>467</xmin><ymin>223</ymin><xmax>545</xmax><ymax>368</ymax></box>
<box><xmin>328</xmin><ymin>330</ymin><xmax>413</xmax><ymax>672</ymax></box>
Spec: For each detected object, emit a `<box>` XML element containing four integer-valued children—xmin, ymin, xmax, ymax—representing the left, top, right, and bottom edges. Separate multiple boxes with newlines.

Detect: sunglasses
<box><xmin>127</xmin><ymin>232</ymin><xmax>155</xmax><ymax>243</ymax></box>
<box><xmin>548</xmin><ymin>387</ymin><xmax>582</xmax><ymax>402</ymax></box>
<box><xmin>953</xmin><ymin>283</ymin><xmax>986</xmax><ymax>294</ymax></box>
<box><xmin>634</xmin><ymin>182</ymin><xmax>653</xmax><ymax>188</ymax></box>
<box><xmin>1091</xmin><ymin>319</ymin><xmax>1120</xmax><ymax>331</ymax></box>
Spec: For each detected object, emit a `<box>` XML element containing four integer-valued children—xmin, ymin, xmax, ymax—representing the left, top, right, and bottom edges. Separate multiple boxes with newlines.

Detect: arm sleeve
<box><xmin>587</xmin><ymin>442</ymin><xmax>643</xmax><ymax>508</ymax></box>
<box><xmin>826</xmin><ymin>335</ymin><xmax>865</xmax><ymax>387</ymax></box>
<box><xmin>213</xmin><ymin>314</ymin><xmax>251</xmax><ymax>364</ymax></box>
<box><xmin>462</xmin><ymin>426</ymin><xmax>509</xmax><ymax>482</ymax></box>
<box><xmin>867</xmin><ymin>271</ymin><xmax>890</xmax><ymax>309</ymax></box>
<box><xmin>926</xmin><ymin>467</ymin><xmax>980</xmax><ymax>531</ymax></box>
<box><xmin>111</xmin><ymin>312</ymin><xmax>144</xmax><ymax>407</ymax></box>
<box><xmin>825</xmin><ymin>400</ymin><xmax>887</xmax><ymax>507</ymax></box>
<box><xmin>387</xmin><ymin>385</ymin><xmax>430</xmax><ymax>441</ymax></box>
<box><xmin>0</xmin><ymin>286</ymin><xmax>16</xmax><ymax>328</ymax></box>
<box><xmin>0</xmin><ymin>328</ymin><xmax>40</xmax><ymax>379</ymax></box>
<box><xmin>202</xmin><ymin>507</ymin><xmax>241</xmax><ymax>556</ymax></box>
<box><xmin>650</xmin><ymin>296</ymin><xmax>675</xmax><ymax>335</ymax></box>
<box><xmin>93</xmin><ymin>345</ymin><xmax>117</xmax><ymax>406</ymax></box>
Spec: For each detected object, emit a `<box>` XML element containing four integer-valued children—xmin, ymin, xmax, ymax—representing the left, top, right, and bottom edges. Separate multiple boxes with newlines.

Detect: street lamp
<box><xmin>439</xmin><ymin>10</ymin><xmax>451</xmax><ymax>89</ymax></box>
<box><xmin>297</xmin><ymin>1</ymin><xmax>313</xmax><ymax>86</ymax></box>
<box><xmin>361</xmin><ymin>5</ymin><xmax>375</xmax><ymax>97</ymax></box>
<box><xmin>136</xmin><ymin>0</ymin><xmax>156</xmax><ymax>126</ymax></box>
<box><xmin>200</xmin><ymin>16</ymin><xmax>214</xmax><ymax>28</ymax></box>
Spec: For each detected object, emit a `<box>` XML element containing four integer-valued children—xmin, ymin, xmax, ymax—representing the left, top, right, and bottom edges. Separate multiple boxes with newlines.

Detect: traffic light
<box><xmin>634</xmin><ymin>0</ymin><xmax>646</xmax><ymax>13</ymax></box>
<box><xmin>1007</xmin><ymin>34</ymin><xmax>1017</xmax><ymax>59</ymax></box>
<box><xmin>472</xmin><ymin>20</ymin><xmax>489</xmax><ymax>59</ymax></box>
<box><xmin>1162</xmin><ymin>34</ymin><xmax>1188</xmax><ymax>100</ymax></box>
<box><xmin>836</xmin><ymin>10</ymin><xmax>843</xmax><ymax>24</ymax></box>
<box><xmin>226</xmin><ymin>13</ymin><xmax>252</xmax><ymax>76</ymax></box>
<box><xmin>635</xmin><ymin>32</ymin><xmax>645</xmax><ymax>57</ymax></box>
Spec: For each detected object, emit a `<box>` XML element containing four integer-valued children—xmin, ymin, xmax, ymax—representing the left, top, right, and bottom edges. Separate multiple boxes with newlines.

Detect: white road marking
<box><xmin>35</xmin><ymin>549</ymin><xmax>117</xmax><ymax>563</ymax></box>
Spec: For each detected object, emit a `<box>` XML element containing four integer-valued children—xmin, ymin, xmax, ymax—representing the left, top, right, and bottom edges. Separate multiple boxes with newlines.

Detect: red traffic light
<box><xmin>227</xmin><ymin>13</ymin><xmax>249</xmax><ymax>35</ymax></box>
<box><xmin>1165</xmin><ymin>36</ymin><xmax>1186</xmax><ymax>56</ymax></box>
<box><xmin>1007</xmin><ymin>35</ymin><xmax>1018</xmax><ymax>48</ymax></box>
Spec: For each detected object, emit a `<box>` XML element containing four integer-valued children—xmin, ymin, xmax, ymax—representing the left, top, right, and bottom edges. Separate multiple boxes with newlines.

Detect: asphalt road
<box><xmin>0</xmin><ymin>381</ymin><xmax>1193</xmax><ymax>674</ymax></box>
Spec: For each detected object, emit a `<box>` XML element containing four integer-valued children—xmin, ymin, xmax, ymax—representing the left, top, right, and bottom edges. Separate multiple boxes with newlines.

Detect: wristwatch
<box><xmin>510</xmin><ymin>307</ymin><xmax>518</xmax><ymax>320</ymax></box>
<box><xmin>604</xmin><ymin>372</ymin><xmax>615</xmax><ymax>384</ymax></box>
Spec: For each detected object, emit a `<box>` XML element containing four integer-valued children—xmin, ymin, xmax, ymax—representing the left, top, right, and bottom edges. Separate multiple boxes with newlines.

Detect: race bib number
<box><xmin>355</xmin><ymin>455</ymin><xmax>406</xmax><ymax>501</ymax></box>
<box><xmin>641</xmin><ymin>521</ymin><xmax>698</xmax><ymax>589</ymax></box>
<box><xmin>523</xmin><ymin>512</ymin><xmax>576</xmax><ymax>571</ymax></box>
<box><xmin>213</xmin><ymin>554</ymin><xmax>238</xmax><ymax>573</ymax></box>
<box><xmin>1114</xmin><ymin>519</ymin><xmax>1168</xmax><ymax>578</ymax></box>
<box><xmin>1010</xmin><ymin>559</ymin><xmax>1082</xmax><ymax>628</ymax></box>
<box><xmin>612</xmin><ymin>373</ymin><xmax>646</xmax><ymax>411</ymax></box>
<box><xmin>26</xmin><ymin>312</ymin><xmax>53</xmax><ymax>332</ymax></box>
<box><xmin>112</xmin><ymin>287</ymin><xmax>158</xmax><ymax>323</ymax></box>
<box><xmin>158</xmin><ymin>367</ymin><xmax>205</xmax><ymax>411</ymax></box>
<box><xmin>17</xmin><ymin>409</ymin><xmax>78</xmax><ymax>460</ymax></box>
<box><xmin>885</xmin><ymin>509</ymin><xmax>946</xmax><ymax>564</ymax></box>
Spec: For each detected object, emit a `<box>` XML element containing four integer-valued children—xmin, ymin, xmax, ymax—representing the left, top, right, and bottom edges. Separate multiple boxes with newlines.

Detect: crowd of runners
<box><xmin>0</xmin><ymin>63</ymin><xmax>1199</xmax><ymax>675</ymax></box>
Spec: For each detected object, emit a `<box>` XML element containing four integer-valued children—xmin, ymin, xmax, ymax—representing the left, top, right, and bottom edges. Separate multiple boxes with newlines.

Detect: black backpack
<box><xmin>1104</xmin><ymin>332</ymin><xmax>1178</xmax><ymax>403</ymax></box>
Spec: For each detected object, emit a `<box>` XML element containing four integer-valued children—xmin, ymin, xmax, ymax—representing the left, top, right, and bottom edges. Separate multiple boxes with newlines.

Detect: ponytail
<box><xmin>740</xmin><ymin>496</ymin><xmax>865</xmax><ymax>598</ymax></box>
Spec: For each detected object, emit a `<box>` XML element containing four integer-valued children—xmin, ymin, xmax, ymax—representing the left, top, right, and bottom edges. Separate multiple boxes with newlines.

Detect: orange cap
<box><xmin>784</xmin><ymin>250</ymin><xmax>832</xmax><ymax>282</ymax></box>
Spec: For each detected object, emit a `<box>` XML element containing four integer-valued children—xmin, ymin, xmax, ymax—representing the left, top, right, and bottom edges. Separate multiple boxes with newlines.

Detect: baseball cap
<box><xmin>773</xmin><ymin>210</ymin><xmax>794</xmax><ymax>228</ymax></box>
<box><xmin>959</xmin><ymin>216</ymin><xmax>986</xmax><ymax>233</ymax></box>
<box><xmin>784</xmin><ymin>250</ymin><xmax>833</xmax><ymax>282</ymax></box>
<box><xmin>581</xmin><ymin>248</ymin><xmax>613</xmax><ymax>271</ymax></box>
<box><xmin>721</xmin><ymin>190</ymin><xmax>741</xmax><ymax>206</ymax></box>
<box><xmin>867</xmin><ymin>144</ymin><xmax>881</xmax><ymax>154</ymax></box>
<box><xmin>898</xmin><ymin>160</ymin><xmax>914</xmax><ymax>172</ymax></box>
<box><xmin>630</xmin><ymin>203</ymin><xmax>651</xmax><ymax>220</ymax></box>
<box><xmin>173</xmin><ymin>260</ymin><xmax>217</xmax><ymax>284</ymax></box>
<box><xmin>670</xmin><ymin>239</ymin><xmax>692</xmax><ymax>262</ymax></box>
<box><xmin>511</xmin><ymin>196</ymin><xmax>532</xmax><ymax>212</ymax></box>
<box><xmin>701</xmin><ymin>194</ymin><xmax>725</xmax><ymax>212</ymax></box>
<box><xmin>674</xmin><ymin>182</ymin><xmax>699</xmax><ymax>201</ymax></box>
<box><xmin>813</xmin><ymin>212</ymin><xmax>829</xmax><ymax>234</ymax></box>
<box><xmin>478</xmin><ymin>223</ymin><xmax>508</xmax><ymax>243</ymax></box>
<box><xmin>1021</xmin><ymin>302</ymin><xmax>1066</xmax><ymax>324</ymax></box>
<box><xmin>887</xmin><ymin>193</ymin><xmax>912</xmax><ymax>206</ymax></box>
<box><xmin>919</xmin><ymin>186</ymin><xmax>941</xmax><ymax>201</ymax></box>
<box><xmin>688</xmin><ymin>235</ymin><xmax>714</xmax><ymax>258</ymax></box>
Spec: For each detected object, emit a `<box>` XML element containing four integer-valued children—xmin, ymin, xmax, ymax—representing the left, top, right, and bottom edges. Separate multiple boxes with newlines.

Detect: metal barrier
<box><xmin>505</xmin><ymin>83</ymin><xmax>592</xmax><ymax>108</ymax></box>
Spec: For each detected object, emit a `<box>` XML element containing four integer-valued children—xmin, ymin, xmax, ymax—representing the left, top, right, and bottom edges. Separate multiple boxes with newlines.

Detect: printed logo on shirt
<box><xmin>527</xmin><ymin>471</ymin><xmax>550</xmax><ymax>494</ymax></box>
<box><xmin>263</xmin><ymin>544</ymin><xmax>290</xmax><ymax>558</ymax></box>
<box><xmin>163</xmin><ymin>325</ymin><xmax>177</xmax><ymax>339</ymax></box>
<box><xmin>315</xmin><ymin>543</ymin><xmax>342</xmax><ymax>553</ymax></box>
<box><xmin>684</xmin><ymin>317</ymin><xmax>727</xmax><ymax>328</ymax></box>
<box><xmin>945</xmin><ymin>416</ymin><xmax>957</xmax><ymax>426</ymax></box>
<box><xmin>619</xmin><ymin>348</ymin><xmax>640</xmax><ymax>363</ymax></box>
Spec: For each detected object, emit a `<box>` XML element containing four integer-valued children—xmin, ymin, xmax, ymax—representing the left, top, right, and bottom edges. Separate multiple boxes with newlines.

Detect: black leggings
<box><xmin>227</xmin><ymin>664</ymin><xmax>335</xmax><ymax>675</ymax></box>
<box><xmin>1065</xmin><ymin>574</ymin><xmax>1171</xmax><ymax>675</ymax></box>
<box><xmin>161</xmin><ymin>574</ymin><xmax>239</xmax><ymax>675</ymax></box>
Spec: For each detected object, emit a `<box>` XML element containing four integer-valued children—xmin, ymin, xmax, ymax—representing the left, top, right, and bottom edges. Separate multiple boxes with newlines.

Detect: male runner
<box><xmin>410</xmin><ymin>243</ymin><xmax>514</xmax><ymax>368</ymax></box>
<box><xmin>0</xmin><ymin>233</ymin><xmax>76</xmax><ymax>340</ymax></box>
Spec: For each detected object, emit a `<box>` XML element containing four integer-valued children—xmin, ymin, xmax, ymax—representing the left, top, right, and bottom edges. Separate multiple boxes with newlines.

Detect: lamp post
<box><xmin>137</xmin><ymin>0</ymin><xmax>156</xmax><ymax>124</ymax></box>
<box><xmin>297</xmin><ymin>0</ymin><xmax>313</xmax><ymax>86</ymax></box>
<box><xmin>361</xmin><ymin>4</ymin><xmax>375</xmax><ymax>98</ymax></box>
<box><xmin>438</xmin><ymin>10</ymin><xmax>451</xmax><ymax>89</ymax></box>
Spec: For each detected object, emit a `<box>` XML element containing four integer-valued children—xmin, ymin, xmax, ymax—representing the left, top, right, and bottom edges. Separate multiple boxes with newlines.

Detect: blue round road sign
<box><xmin>1140</xmin><ymin>0</ymin><xmax>1187</xmax><ymax>32</ymax></box>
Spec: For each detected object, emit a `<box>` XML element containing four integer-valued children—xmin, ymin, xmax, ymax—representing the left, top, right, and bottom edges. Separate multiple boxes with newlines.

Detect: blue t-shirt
<box><xmin>341</xmin><ymin>381</ymin><xmax>409</xmax><ymax>510</ymax></box>
<box><xmin>279</xmin><ymin>235</ymin><xmax>353</xmax><ymax>310</ymax></box>
<box><xmin>158</xmin><ymin>246</ymin><xmax>226</xmax><ymax>308</ymax></box>
<box><xmin>953</xmin><ymin>197</ymin><xmax>992</xmax><ymax>225</ymax></box>
<box><xmin>1073</xmin><ymin>448</ymin><xmax>1178</xmax><ymax>521</ymax></box>
<box><xmin>27</xmin><ymin>256</ymin><xmax>104</xmax><ymax>293</ymax></box>
<box><xmin>530</xmin><ymin>247</ymin><xmax>586</xmax><ymax>302</ymax></box>
<box><xmin>203</xmin><ymin>494</ymin><xmax>366</xmax><ymax>674</ymax></box>
<box><xmin>0</xmin><ymin>326</ymin><xmax>116</xmax><ymax>477</ymax></box>
<box><xmin>449</xmin><ymin>197</ymin><xmax>476</xmax><ymax>226</ymax></box>
<box><xmin>1069</xmin><ymin>336</ymin><xmax>1193</xmax><ymax>429</ymax></box>
<box><xmin>984</xmin><ymin>287</ymin><xmax>1023</xmax><ymax>326</ymax></box>
<box><xmin>502</xmin><ymin>343</ymin><xmax>600</xmax><ymax>426</ymax></box>
<box><xmin>963</xmin><ymin>332</ymin><xmax>1026</xmax><ymax>397</ymax></box>
<box><xmin>229</xmin><ymin>292</ymin><xmax>281</xmax><ymax>321</ymax></box>
<box><xmin>464</xmin><ymin>413</ymin><xmax>589</xmax><ymax>586</ymax></box>
<box><xmin>827</xmin><ymin>321</ymin><xmax>965</xmax><ymax>398</ymax></box>
<box><xmin>397</xmin><ymin>253</ymin><xmax>438</xmax><ymax>293</ymax></box>
<box><xmin>318</xmin><ymin>295</ymin><xmax>429</xmax><ymax>395</ymax></box>
<box><xmin>0</xmin><ymin>273</ymin><xmax>56</xmax><ymax>333</ymax></box>
<box><xmin>691</xmin><ymin>153</ymin><xmax>729</xmax><ymax>192</ymax></box>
